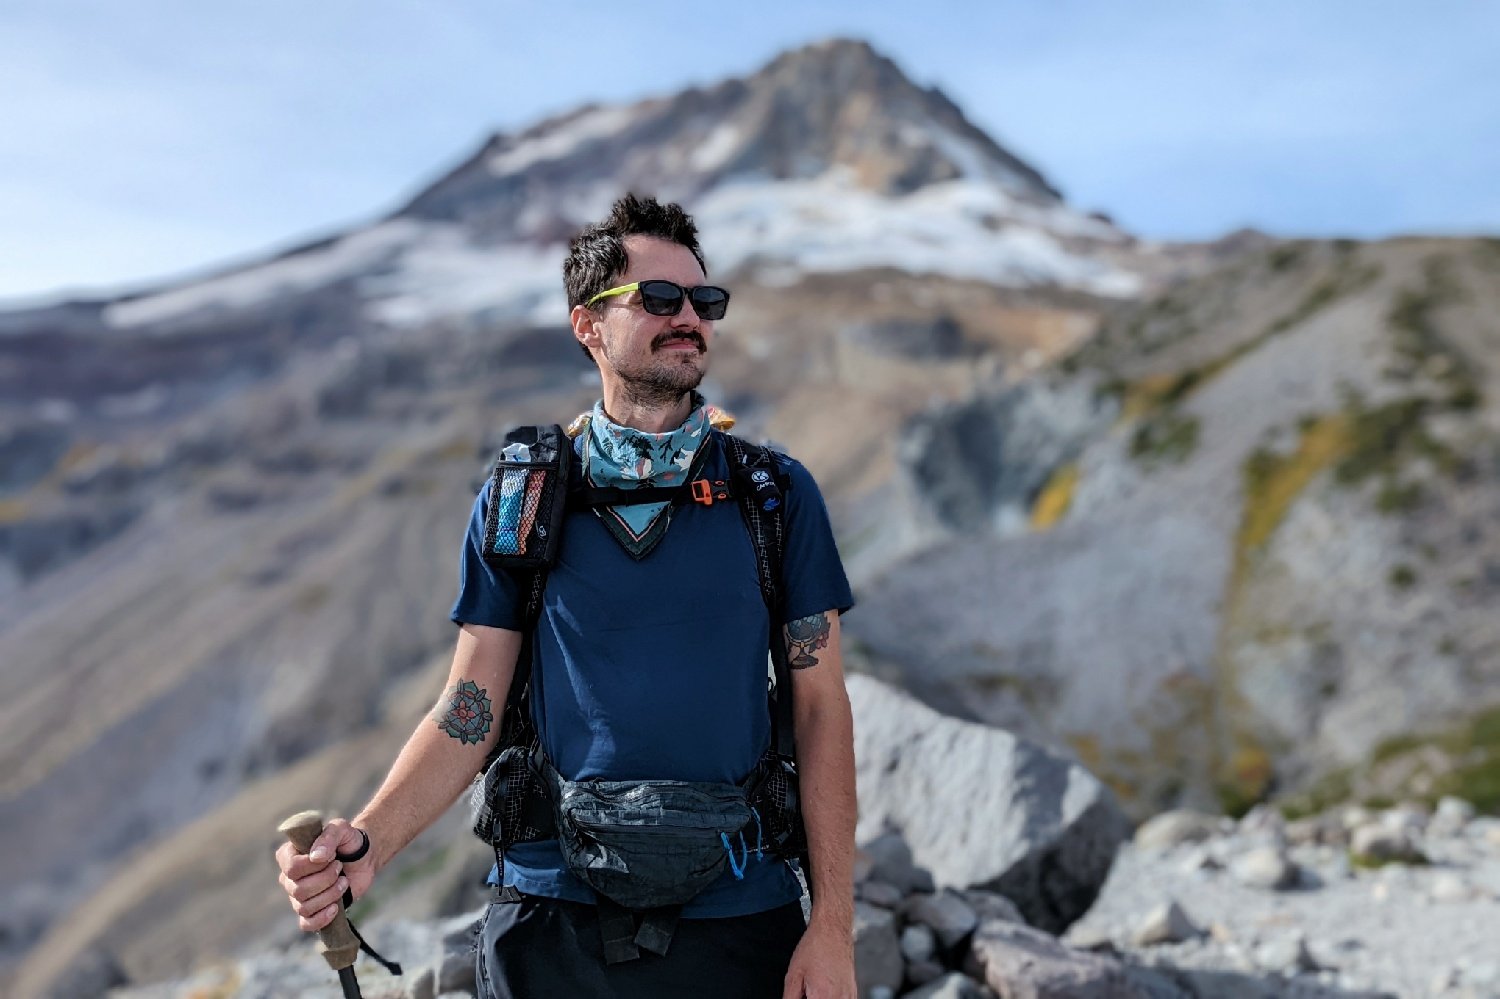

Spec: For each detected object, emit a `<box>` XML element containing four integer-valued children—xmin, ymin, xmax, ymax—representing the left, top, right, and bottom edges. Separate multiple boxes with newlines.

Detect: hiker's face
<box><xmin>576</xmin><ymin>235</ymin><xmax>714</xmax><ymax>401</ymax></box>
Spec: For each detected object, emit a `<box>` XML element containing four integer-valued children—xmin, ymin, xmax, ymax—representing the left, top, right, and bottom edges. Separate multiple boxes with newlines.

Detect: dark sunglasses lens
<box><xmin>689</xmin><ymin>286</ymin><xmax>730</xmax><ymax>321</ymax></box>
<box><xmin>638</xmin><ymin>281</ymin><xmax>686</xmax><ymax>316</ymax></box>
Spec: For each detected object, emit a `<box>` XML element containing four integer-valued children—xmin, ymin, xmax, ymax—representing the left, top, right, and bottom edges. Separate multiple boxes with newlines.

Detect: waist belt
<box><xmin>536</xmin><ymin>751</ymin><xmax>757</xmax><ymax>962</ymax></box>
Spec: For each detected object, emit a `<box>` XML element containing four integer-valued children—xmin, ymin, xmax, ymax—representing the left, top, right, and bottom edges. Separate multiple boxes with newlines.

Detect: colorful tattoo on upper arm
<box><xmin>784</xmin><ymin>612</ymin><xmax>832</xmax><ymax>669</ymax></box>
<box><xmin>433</xmin><ymin>679</ymin><xmax>494</xmax><ymax>745</ymax></box>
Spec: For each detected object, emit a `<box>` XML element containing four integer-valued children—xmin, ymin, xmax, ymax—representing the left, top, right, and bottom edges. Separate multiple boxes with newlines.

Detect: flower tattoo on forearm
<box><xmin>433</xmin><ymin>679</ymin><xmax>494</xmax><ymax>745</ymax></box>
<box><xmin>784</xmin><ymin>612</ymin><xmax>831</xmax><ymax>669</ymax></box>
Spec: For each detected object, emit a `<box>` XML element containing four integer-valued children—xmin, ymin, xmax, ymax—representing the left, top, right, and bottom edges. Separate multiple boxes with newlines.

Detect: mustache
<box><xmin>651</xmin><ymin>331</ymin><xmax>706</xmax><ymax>352</ymax></box>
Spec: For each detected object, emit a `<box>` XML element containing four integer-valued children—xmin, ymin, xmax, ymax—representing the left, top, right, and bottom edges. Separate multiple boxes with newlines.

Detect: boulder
<box><xmin>1131</xmin><ymin>900</ymin><xmax>1201</xmax><ymax>946</ymax></box>
<box><xmin>961</xmin><ymin>889</ymin><xmax>1026</xmax><ymax>925</ymax></box>
<box><xmin>963</xmin><ymin>918</ymin><xmax>1139</xmax><ymax>998</ymax></box>
<box><xmin>1228</xmin><ymin>846</ymin><xmax>1299</xmax><ymax>890</ymax></box>
<box><xmin>435</xmin><ymin>909</ymin><xmax>484</xmax><ymax>995</ymax></box>
<box><xmin>854</xmin><ymin>901</ymin><xmax>904</xmax><ymax>998</ymax></box>
<box><xmin>1134</xmin><ymin>810</ymin><xmax>1220</xmax><ymax>851</ymax></box>
<box><xmin>858</xmin><ymin>879</ymin><xmax>906</xmax><ymax>909</ymax></box>
<box><xmin>902</xmin><ymin>923</ymin><xmax>939</xmax><ymax>964</ymax></box>
<box><xmin>1350</xmin><ymin>824</ymin><xmax>1423</xmax><ymax>864</ymax></box>
<box><xmin>862</xmin><ymin>829</ymin><xmax>937</xmax><ymax>893</ymax></box>
<box><xmin>849</xmin><ymin>676</ymin><xmax>1131</xmax><ymax>933</ymax></box>
<box><xmin>902</xmin><ymin>889</ymin><xmax>980</xmax><ymax>949</ymax></box>
<box><xmin>906</xmin><ymin>971</ymin><xmax>993</xmax><ymax>999</ymax></box>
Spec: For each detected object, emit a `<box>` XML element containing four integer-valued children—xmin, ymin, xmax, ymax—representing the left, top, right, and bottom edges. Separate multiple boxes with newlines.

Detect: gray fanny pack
<box><xmin>537</xmin><ymin>754</ymin><xmax>754</xmax><ymax>910</ymax></box>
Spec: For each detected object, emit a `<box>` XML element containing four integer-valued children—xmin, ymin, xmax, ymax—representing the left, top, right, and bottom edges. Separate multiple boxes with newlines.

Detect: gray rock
<box><xmin>850</xmin><ymin>676</ymin><xmax>1130</xmax><ymax>934</ymax></box>
<box><xmin>1253</xmin><ymin>933</ymin><xmax>1318</xmax><ymax>974</ymax></box>
<box><xmin>1433</xmin><ymin>796</ymin><xmax>1476</xmax><ymax>833</ymax></box>
<box><xmin>902</xmin><ymin>923</ymin><xmax>939</xmax><ymax>964</ymax></box>
<box><xmin>1064</xmin><ymin>924</ymin><xmax>1116</xmax><ymax>953</ymax></box>
<box><xmin>1286</xmin><ymin>815</ymin><xmax>1342</xmax><ymax>847</ymax></box>
<box><xmin>435</xmin><ymin>910</ymin><xmax>484</xmax><ymax>994</ymax></box>
<box><xmin>907</xmin><ymin>958</ymin><xmax>949</xmax><ymax>987</ymax></box>
<box><xmin>861</xmin><ymin>829</ymin><xmax>937</xmax><ymax>894</ymax></box>
<box><xmin>1340</xmin><ymin>805</ymin><xmax>1375</xmax><ymax>831</ymax></box>
<box><xmin>406</xmin><ymin>966</ymin><xmax>437</xmax><ymax>999</ymax></box>
<box><xmin>906</xmin><ymin>971</ymin><xmax>992</xmax><ymax>999</ymax></box>
<box><xmin>1131</xmin><ymin>899</ymin><xmax>1201</xmax><ymax>946</ymax></box>
<box><xmin>1350</xmin><ymin>824</ymin><xmax>1421</xmax><ymax>864</ymax></box>
<box><xmin>1176</xmin><ymin>845</ymin><xmax>1223</xmax><ymax>874</ymax></box>
<box><xmin>1380</xmin><ymin>803</ymin><xmax>1429</xmax><ymax>834</ymax></box>
<box><xmin>1120</xmin><ymin>964</ymin><xmax>1195</xmax><ymax>999</ymax></box>
<box><xmin>869</xmin><ymin>987</ymin><xmax>896</xmax><ymax>999</ymax></box>
<box><xmin>1134</xmin><ymin>810</ymin><xmax>1220</xmax><ymax>851</ymax></box>
<box><xmin>855</xmin><ymin>901</ymin><xmax>904</xmax><ymax>998</ymax></box>
<box><xmin>1236</xmin><ymin>805</ymin><xmax>1287</xmax><ymax>839</ymax></box>
<box><xmin>963</xmin><ymin>918</ymin><xmax>1137</xmax><ymax>998</ymax></box>
<box><xmin>1229</xmin><ymin>845</ymin><xmax>1299</xmax><ymax>890</ymax></box>
<box><xmin>859</xmin><ymin>879</ymin><xmax>907</xmax><ymax>909</ymax></box>
<box><xmin>903</xmin><ymin>889</ymin><xmax>981</xmax><ymax>949</ymax></box>
<box><xmin>900</xmin><ymin>378</ymin><xmax>1114</xmax><ymax>536</ymax></box>
<box><xmin>961</xmin><ymin>889</ymin><xmax>1026</xmax><ymax>925</ymax></box>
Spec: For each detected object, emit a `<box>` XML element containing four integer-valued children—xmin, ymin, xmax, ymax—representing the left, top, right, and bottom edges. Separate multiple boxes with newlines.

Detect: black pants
<box><xmin>476</xmin><ymin>894</ymin><xmax>806</xmax><ymax>999</ymax></box>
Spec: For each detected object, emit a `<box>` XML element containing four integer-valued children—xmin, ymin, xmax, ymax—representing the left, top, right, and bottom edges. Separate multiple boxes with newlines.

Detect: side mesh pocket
<box><xmin>481</xmin><ymin>425</ymin><xmax>569</xmax><ymax>570</ymax></box>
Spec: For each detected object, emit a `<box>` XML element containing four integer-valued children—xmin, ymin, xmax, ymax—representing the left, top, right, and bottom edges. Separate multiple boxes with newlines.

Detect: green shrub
<box><xmin>1131</xmin><ymin>410</ymin><xmax>1201</xmax><ymax>465</ymax></box>
<box><xmin>1375</xmin><ymin>479</ymin><xmax>1424</xmax><ymax>514</ymax></box>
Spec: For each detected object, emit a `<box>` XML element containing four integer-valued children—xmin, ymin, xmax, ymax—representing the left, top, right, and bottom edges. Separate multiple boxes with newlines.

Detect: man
<box><xmin>275</xmin><ymin>194</ymin><xmax>858</xmax><ymax>998</ymax></box>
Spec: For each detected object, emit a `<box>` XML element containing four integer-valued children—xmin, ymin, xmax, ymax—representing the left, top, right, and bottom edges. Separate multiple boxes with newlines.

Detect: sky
<box><xmin>3</xmin><ymin>0</ymin><xmax>1498</xmax><ymax>302</ymax></box>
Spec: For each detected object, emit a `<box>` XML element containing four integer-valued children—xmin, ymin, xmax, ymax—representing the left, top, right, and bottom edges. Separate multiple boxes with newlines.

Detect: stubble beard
<box><xmin>605</xmin><ymin>339</ymin><xmax>709</xmax><ymax>411</ymax></box>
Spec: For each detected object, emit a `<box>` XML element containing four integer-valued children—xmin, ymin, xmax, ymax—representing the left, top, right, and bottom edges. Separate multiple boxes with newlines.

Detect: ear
<box><xmin>571</xmin><ymin>304</ymin><xmax>601</xmax><ymax>353</ymax></box>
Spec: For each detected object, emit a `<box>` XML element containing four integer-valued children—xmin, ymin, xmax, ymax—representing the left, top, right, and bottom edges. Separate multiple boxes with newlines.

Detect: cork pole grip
<box><xmin>278</xmin><ymin>810</ymin><xmax>361</xmax><ymax>971</ymax></box>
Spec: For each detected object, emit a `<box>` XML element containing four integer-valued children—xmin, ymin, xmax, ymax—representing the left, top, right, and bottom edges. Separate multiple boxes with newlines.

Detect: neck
<box><xmin>599</xmin><ymin>385</ymin><xmax>695</xmax><ymax>433</ymax></box>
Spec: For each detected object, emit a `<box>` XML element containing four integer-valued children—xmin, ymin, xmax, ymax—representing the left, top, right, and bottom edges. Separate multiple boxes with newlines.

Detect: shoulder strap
<box><xmin>720</xmin><ymin>432</ymin><xmax>795</xmax><ymax>761</ymax></box>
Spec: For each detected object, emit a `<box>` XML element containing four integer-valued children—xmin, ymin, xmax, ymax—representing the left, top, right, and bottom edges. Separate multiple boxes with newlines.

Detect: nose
<box><xmin>669</xmin><ymin>293</ymin><xmax>706</xmax><ymax>334</ymax></box>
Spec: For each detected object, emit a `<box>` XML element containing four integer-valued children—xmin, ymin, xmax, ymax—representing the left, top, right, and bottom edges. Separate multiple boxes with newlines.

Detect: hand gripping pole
<box><xmin>278</xmin><ymin>810</ymin><xmax>364</xmax><ymax>999</ymax></box>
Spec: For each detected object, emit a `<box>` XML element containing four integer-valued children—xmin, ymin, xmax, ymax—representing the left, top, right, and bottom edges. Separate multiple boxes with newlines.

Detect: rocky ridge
<box><xmin>849</xmin><ymin>237</ymin><xmax>1500</xmax><ymax>815</ymax></box>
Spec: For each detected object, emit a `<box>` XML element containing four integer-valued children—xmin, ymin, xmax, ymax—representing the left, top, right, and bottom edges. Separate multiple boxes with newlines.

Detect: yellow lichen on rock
<box><xmin>1031</xmin><ymin>463</ymin><xmax>1080</xmax><ymax>530</ymax></box>
<box><xmin>1237</xmin><ymin>415</ymin><xmax>1351</xmax><ymax>556</ymax></box>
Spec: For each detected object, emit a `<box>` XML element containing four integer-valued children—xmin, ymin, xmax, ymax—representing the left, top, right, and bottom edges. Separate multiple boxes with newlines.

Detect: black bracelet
<box><xmin>335</xmin><ymin>827</ymin><xmax>370</xmax><ymax>864</ymax></box>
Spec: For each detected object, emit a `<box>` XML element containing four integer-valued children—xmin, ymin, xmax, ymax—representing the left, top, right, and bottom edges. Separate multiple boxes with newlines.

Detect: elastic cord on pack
<box><xmin>720</xmin><ymin>831</ymin><xmax>749</xmax><ymax>880</ymax></box>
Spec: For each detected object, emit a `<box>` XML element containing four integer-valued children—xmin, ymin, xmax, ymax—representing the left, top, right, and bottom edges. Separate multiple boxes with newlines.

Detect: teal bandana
<box><xmin>584</xmin><ymin>395</ymin><xmax>713</xmax><ymax>558</ymax></box>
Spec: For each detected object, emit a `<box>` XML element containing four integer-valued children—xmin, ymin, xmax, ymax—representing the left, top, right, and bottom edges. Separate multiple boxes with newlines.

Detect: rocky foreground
<box><xmin>73</xmin><ymin>678</ymin><xmax>1500</xmax><ymax>999</ymax></box>
<box><xmin>97</xmin><ymin>795</ymin><xmax>1500</xmax><ymax>999</ymax></box>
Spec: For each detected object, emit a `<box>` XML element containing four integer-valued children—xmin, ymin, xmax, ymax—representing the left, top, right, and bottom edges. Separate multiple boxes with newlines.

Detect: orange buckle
<box><xmin>691</xmin><ymin>479</ymin><xmax>714</xmax><ymax>505</ymax></box>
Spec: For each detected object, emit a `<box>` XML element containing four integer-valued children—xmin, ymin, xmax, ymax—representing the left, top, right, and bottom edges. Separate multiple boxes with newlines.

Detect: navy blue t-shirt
<box><xmin>450</xmin><ymin>432</ymin><xmax>854</xmax><ymax>917</ymax></box>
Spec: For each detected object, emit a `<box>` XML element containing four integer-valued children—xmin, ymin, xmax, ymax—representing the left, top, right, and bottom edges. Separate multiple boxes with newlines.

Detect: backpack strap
<box><xmin>719</xmin><ymin>433</ymin><xmax>795</xmax><ymax>762</ymax></box>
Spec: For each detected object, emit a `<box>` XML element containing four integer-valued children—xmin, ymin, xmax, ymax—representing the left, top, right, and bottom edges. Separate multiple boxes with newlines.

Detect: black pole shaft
<box><xmin>338</xmin><ymin>966</ymin><xmax>363</xmax><ymax>999</ymax></box>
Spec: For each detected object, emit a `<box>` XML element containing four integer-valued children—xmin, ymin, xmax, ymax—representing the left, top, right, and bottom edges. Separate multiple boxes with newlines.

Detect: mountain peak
<box><xmin>400</xmin><ymin>37</ymin><xmax>1064</xmax><ymax>233</ymax></box>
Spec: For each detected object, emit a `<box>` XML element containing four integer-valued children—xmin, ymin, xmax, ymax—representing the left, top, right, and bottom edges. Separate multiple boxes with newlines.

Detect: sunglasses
<box><xmin>585</xmin><ymin>279</ymin><xmax>730</xmax><ymax>321</ymax></box>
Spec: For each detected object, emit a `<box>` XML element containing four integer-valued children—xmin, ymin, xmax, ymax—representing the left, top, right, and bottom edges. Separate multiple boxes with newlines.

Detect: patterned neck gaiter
<box><xmin>584</xmin><ymin>394</ymin><xmax>713</xmax><ymax>559</ymax></box>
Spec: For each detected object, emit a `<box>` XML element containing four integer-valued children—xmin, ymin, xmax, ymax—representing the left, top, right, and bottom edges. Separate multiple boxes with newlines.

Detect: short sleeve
<box><xmin>778</xmin><ymin>456</ymin><xmax>855</xmax><ymax>622</ymax></box>
<box><xmin>450</xmin><ymin>485</ymin><xmax>528</xmax><ymax>630</ymax></box>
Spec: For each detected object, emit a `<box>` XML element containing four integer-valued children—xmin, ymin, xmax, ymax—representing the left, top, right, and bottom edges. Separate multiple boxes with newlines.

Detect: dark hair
<box><xmin>564</xmin><ymin>194</ymin><xmax>707</xmax><ymax>361</ymax></box>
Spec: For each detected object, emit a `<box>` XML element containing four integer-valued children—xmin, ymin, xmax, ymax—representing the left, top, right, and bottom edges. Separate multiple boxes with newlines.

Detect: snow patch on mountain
<box><xmin>103</xmin><ymin>221</ymin><xmax>422</xmax><ymax>330</ymax></box>
<box><xmin>698</xmin><ymin>173</ymin><xmax>1141</xmax><ymax>296</ymax></box>
<box><xmin>486</xmin><ymin>106</ymin><xmax>638</xmax><ymax>176</ymax></box>
<box><xmin>364</xmin><ymin>227</ymin><xmax>564</xmax><ymax>327</ymax></box>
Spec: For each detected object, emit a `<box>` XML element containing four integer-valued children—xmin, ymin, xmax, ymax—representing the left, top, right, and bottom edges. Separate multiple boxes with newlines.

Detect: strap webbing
<box><xmin>722</xmin><ymin>434</ymin><xmax>795</xmax><ymax>761</ymax></box>
<box><xmin>597</xmin><ymin>896</ymin><xmax>641</xmax><ymax>964</ymax></box>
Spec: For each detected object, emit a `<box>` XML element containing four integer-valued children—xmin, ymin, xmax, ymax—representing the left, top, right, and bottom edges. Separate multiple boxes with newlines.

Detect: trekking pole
<box><xmin>279</xmin><ymin>810</ymin><xmax>364</xmax><ymax>999</ymax></box>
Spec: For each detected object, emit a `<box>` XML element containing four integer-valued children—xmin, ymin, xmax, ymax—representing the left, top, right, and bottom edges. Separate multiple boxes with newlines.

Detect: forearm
<box><xmin>785</xmin><ymin>610</ymin><xmax>857</xmax><ymax>936</ymax></box>
<box><xmin>795</xmin><ymin>685</ymin><xmax>857</xmax><ymax>933</ymax></box>
<box><xmin>352</xmin><ymin>709</ymin><xmax>497</xmax><ymax>871</ymax></box>
<box><xmin>352</xmin><ymin>623</ymin><xmax>519</xmax><ymax>872</ymax></box>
